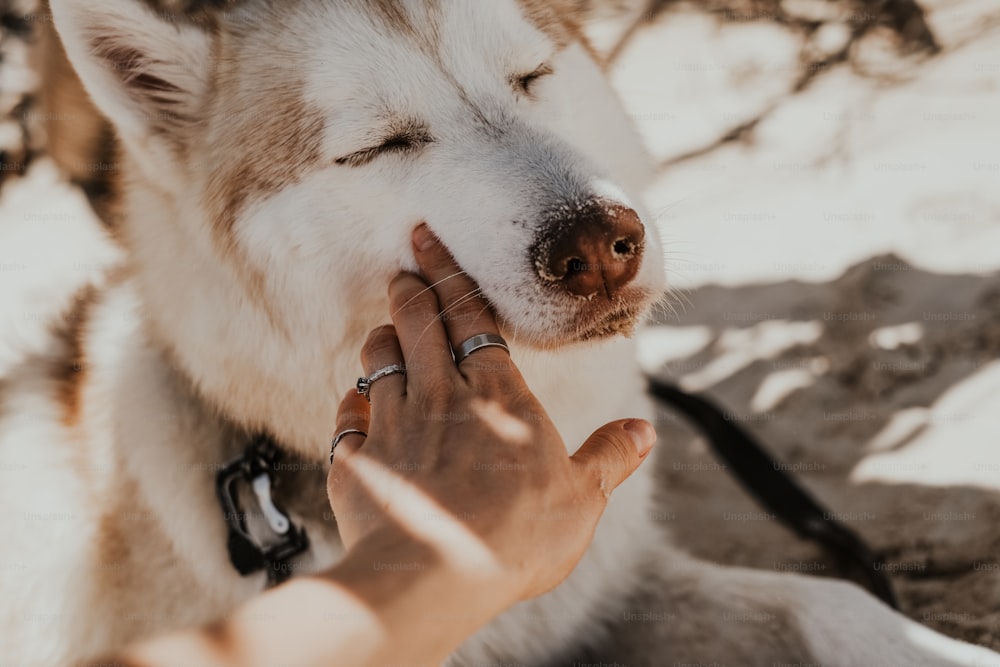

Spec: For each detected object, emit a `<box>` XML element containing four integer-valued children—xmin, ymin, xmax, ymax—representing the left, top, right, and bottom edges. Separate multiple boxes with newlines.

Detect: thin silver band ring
<box><xmin>330</xmin><ymin>429</ymin><xmax>367</xmax><ymax>463</ymax></box>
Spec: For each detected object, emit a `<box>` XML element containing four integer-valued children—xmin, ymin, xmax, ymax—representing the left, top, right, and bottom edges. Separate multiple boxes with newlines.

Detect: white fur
<box><xmin>0</xmin><ymin>0</ymin><xmax>996</xmax><ymax>665</ymax></box>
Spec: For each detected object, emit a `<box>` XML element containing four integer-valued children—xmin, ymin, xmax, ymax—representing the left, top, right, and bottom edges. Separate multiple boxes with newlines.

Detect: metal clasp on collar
<box><xmin>215</xmin><ymin>434</ymin><xmax>309</xmax><ymax>585</ymax></box>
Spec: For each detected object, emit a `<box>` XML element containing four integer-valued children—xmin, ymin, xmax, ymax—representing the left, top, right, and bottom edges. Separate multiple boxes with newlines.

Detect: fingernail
<box><xmin>623</xmin><ymin>419</ymin><xmax>656</xmax><ymax>457</ymax></box>
<box><xmin>413</xmin><ymin>224</ymin><xmax>438</xmax><ymax>251</ymax></box>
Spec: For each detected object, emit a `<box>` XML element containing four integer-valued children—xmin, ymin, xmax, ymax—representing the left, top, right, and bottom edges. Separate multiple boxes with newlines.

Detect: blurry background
<box><xmin>3</xmin><ymin>0</ymin><xmax>1000</xmax><ymax>650</ymax></box>
<box><xmin>596</xmin><ymin>0</ymin><xmax>1000</xmax><ymax>649</ymax></box>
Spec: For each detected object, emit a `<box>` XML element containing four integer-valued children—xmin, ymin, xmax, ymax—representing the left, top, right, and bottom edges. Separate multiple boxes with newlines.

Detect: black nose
<box><xmin>533</xmin><ymin>200</ymin><xmax>645</xmax><ymax>299</ymax></box>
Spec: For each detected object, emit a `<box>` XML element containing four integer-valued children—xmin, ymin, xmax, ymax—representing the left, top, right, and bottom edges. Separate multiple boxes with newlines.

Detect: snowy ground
<box><xmin>2</xmin><ymin>0</ymin><xmax>999</xmax><ymax>656</ymax></box>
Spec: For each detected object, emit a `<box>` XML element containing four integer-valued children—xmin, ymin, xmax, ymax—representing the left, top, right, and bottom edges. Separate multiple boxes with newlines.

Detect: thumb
<box><xmin>571</xmin><ymin>419</ymin><xmax>656</xmax><ymax>498</ymax></box>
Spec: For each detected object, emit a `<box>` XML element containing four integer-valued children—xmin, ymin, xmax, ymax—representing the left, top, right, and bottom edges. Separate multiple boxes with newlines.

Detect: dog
<box><xmin>1</xmin><ymin>1</ymin><xmax>998</xmax><ymax>665</ymax></box>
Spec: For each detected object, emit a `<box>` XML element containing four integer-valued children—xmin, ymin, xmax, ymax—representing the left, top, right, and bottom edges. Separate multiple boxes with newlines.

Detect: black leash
<box><xmin>647</xmin><ymin>378</ymin><xmax>899</xmax><ymax>609</ymax></box>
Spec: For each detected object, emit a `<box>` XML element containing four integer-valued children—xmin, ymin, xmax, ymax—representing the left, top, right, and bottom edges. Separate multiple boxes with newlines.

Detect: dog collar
<box><xmin>215</xmin><ymin>433</ymin><xmax>310</xmax><ymax>586</ymax></box>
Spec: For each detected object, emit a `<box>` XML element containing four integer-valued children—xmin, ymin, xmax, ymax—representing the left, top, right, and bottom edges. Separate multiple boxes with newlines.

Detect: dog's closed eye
<box><xmin>513</xmin><ymin>63</ymin><xmax>553</xmax><ymax>97</ymax></box>
<box><xmin>336</xmin><ymin>127</ymin><xmax>434</xmax><ymax>168</ymax></box>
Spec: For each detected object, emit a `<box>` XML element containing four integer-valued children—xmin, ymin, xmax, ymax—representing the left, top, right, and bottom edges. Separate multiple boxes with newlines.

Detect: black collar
<box><xmin>215</xmin><ymin>433</ymin><xmax>310</xmax><ymax>586</ymax></box>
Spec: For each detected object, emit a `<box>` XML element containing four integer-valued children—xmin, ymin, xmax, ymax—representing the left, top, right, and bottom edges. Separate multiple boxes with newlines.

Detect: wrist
<box><xmin>330</xmin><ymin>529</ymin><xmax>516</xmax><ymax>664</ymax></box>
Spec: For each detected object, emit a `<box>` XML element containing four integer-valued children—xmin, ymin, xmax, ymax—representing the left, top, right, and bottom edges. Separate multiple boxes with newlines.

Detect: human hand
<box><xmin>326</xmin><ymin>224</ymin><xmax>656</xmax><ymax>608</ymax></box>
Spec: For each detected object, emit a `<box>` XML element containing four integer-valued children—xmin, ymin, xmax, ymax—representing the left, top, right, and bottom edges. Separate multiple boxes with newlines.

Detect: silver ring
<box><xmin>454</xmin><ymin>334</ymin><xmax>510</xmax><ymax>365</ymax></box>
<box><xmin>356</xmin><ymin>364</ymin><xmax>406</xmax><ymax>401</ymax></box>
<box><xmin>330</xmin><ymin>429</ymin><xmax>367</xmax><ymax>463</ymax></box>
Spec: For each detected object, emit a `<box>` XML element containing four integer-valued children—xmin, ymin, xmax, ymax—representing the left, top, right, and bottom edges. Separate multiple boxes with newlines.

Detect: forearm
<box><xmin>114</xmin><ymin>535</ymin><xmax>509</xmax><ymax>667</ymax></box>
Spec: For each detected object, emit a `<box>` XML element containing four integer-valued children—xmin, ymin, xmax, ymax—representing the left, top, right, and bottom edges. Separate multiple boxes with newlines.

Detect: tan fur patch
<box><xmin>369</xmin><ymin>0</ymin><xmax>417</xmax><ymax>36</ymax></box>
<box><xmin>208</xmin><ymin>94</ymin><xmax>325</xmax><ymax>244</ymax></box>
<box><xmin>204</xmin><ymin>89</ymin><xmax>325</xmax><ymax>335</ymax></box>
<box><xmin>92</xmin><ymin>476</ymin><xmax>203</xmax><ymax>652</ymax></box>
<box><xmin>516</xmin><ymin>0</ymin><xmax>583</xmax><ymax>49</ymax></box>
<box><xmin>50</xmin><ymin>284</ymin><xmax>99</xmax><ymax>427</ymax></box>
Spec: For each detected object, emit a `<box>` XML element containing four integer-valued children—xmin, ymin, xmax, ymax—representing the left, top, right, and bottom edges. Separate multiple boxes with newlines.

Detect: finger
<box><xmin>570</xmin><ymin>419</ymin><xmax>655</xmax><ymax>500</ymax></box>
<box><xmin>411</xmin><ymin>224</ymin><xmax>511</xmax><ymax>376</ymax></box>
<box><xmin>360</xmin><ymin>325</ymin><xmax>407</xmax><ymax>403</ymax></box>
<box><xmin>387</xmin><ymin>272</ymin><xmax>456</xmax><ymax>393</ymax></box>
<box><xmin>331</xmin><ymin>390</ymin><xmax>371</xmax><ymax>460</ymax></box>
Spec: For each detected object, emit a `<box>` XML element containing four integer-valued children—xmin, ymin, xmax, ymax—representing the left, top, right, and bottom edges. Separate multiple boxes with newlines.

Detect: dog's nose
<box><xmin>534</xmin><ymin>202</ymin><xmax>645</xmax><ymax>299</ymax></box>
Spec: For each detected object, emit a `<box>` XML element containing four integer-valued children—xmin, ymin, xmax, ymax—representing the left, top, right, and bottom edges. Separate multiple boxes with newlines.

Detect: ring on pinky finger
<box><xmin>330</xmin><ymin>429</ymin><xmax>367</xmax><ymax>463</ymax></box>
<box><xmin>331</xmin><ymin>389</ymin><xmax>371</xmax><ymax>462</ymax></box>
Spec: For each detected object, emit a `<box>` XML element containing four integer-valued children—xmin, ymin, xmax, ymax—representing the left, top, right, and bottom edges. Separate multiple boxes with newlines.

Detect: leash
<box><xmin>647</xmin><ymin>378</ymin><xmax>899</xmax><ymax>609</ymax></box>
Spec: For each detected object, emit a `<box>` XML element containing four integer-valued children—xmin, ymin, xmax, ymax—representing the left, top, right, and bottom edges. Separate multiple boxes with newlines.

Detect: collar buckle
<box><xmin>216</xmin><ymin>434</ymin><xmax>310</xmax><ymax>585</ymax></box>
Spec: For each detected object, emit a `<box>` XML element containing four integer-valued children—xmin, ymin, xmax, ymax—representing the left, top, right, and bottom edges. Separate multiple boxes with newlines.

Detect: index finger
<box><xmin>411</xmin><ymin>225</ymin><xmax>511</xmax><ymax>377</ymax></box>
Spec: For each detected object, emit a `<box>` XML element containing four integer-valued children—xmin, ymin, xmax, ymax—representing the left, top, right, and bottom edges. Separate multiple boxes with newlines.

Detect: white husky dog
<box><xmin>1</xmin><ymin>0</ymin><xmax>997</xmax><ymax>665</ymax></box>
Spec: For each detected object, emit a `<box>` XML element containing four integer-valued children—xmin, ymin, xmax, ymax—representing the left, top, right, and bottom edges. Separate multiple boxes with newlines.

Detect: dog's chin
<box><xmin>573</xmin><ymin>306</ymin><xmax>643</xmax><ymax>342</ymax></box>
<box><xmin>493</xmin><ymin>291</ymin><xmax>654</xmax><ymax>352</ymax></box>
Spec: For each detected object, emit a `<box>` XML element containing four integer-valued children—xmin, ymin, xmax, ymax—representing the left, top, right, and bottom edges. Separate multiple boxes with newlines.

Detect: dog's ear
<box><xmin>49</xmin><ymin>0</ymin><xmax>213</xmax><ymax>152</ymax></box>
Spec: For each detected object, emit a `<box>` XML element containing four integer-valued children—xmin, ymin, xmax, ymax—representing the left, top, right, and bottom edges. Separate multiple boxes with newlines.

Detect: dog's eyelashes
<box><xmin>336</xmin><ymin>131</ymin><xmax>434</xmax><ymax>168</ymax></box>
<box><xmin>513</xmin><ymin>63</ymin><xmax>553</xmax><ymax>97</ymax></box>
<box><xmin>335</xmin><ymin>137</ymin><xmax>416</xmax><ymax>168</ymax></box>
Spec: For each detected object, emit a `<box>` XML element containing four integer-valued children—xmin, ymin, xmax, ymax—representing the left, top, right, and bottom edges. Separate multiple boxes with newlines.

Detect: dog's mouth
<box><xmin>439</xmin><ymin>242</ymin><xmax>653</xmax><ymax>351</ymax></box>
<box><xmin>488</xmin><ymin>289</ymin><xmax>650</xmax><ymax>350</ymax></box>
<box><xmin>573</xmin><ymin>306</ymin><xmax>642</xmax><ymax>342</ymax></box>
